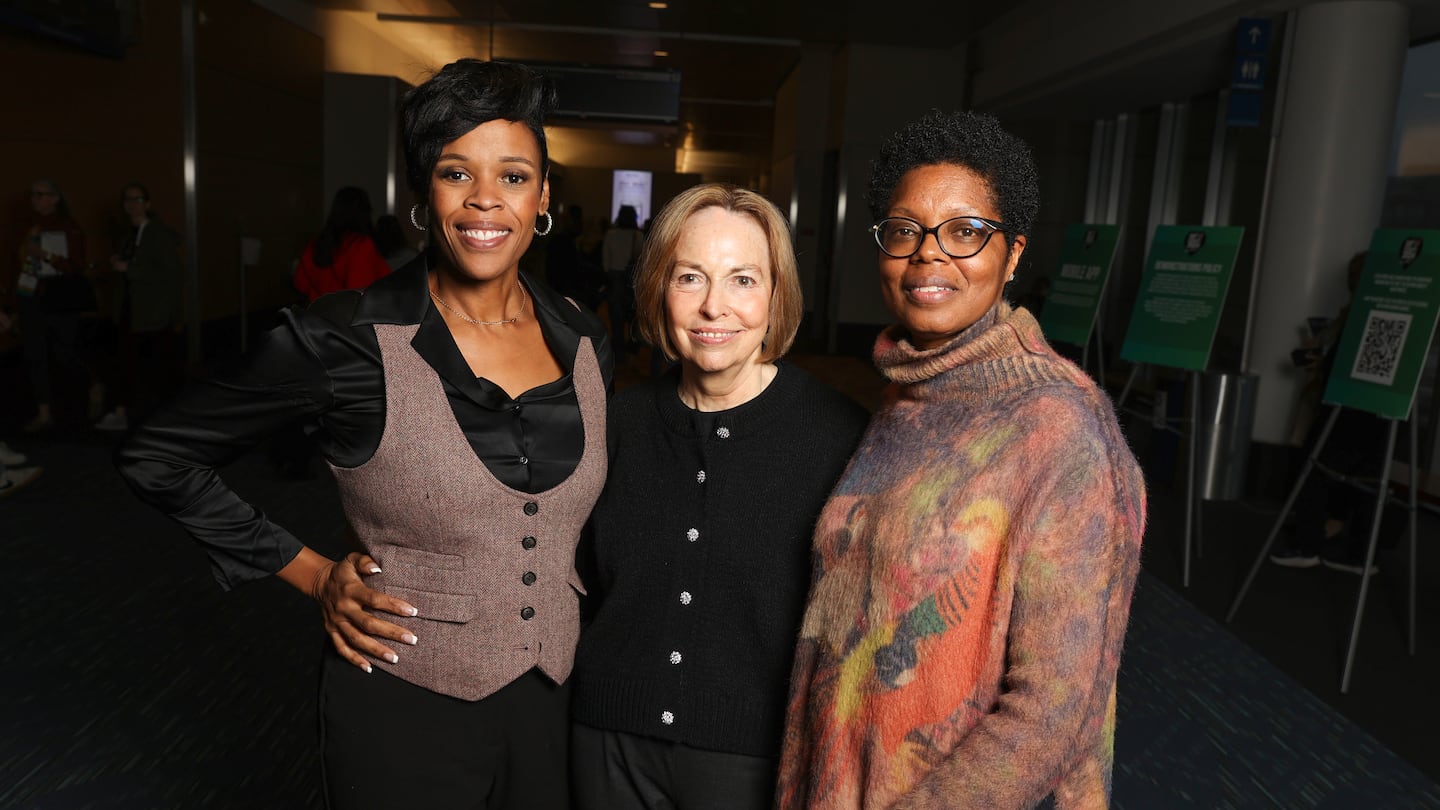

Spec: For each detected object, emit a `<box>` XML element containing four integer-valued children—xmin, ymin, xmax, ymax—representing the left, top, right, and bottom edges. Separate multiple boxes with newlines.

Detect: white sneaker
<box><xmin>94</xmin><ymin>411</ymin><xmax>129</xmax><ymax>432</ymax></box>
<box><xmin>0</xmin><ymin>442</ymin><xmax>26</xmax><ymax>466</ymax></box>
<box><xmin>0</xmin><ymin>466</ymin><xmax>42</xmax><ymax>498</ymax></box>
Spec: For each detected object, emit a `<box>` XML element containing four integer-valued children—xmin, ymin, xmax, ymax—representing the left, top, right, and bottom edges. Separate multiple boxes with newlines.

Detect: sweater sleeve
<box><xmin>893</xmin><ymin>398</ymin><xmax>1144</xmax><ymax>810</ymax></box>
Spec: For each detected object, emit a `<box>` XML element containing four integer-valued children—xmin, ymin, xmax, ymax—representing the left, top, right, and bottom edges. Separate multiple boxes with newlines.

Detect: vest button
<box><xmin>524</xmin><ymin>501</ymin><xmax>539</xmax><ymax>516</ymax></box>
<box><xmin>521</xmin><ymin>606</ymin><xmax>535</xmax><ymax>620</ymax></box>
<box><xmin>522</xmin><ymin>571</ymin><xmax>537</xmax><ymax>586</ymax></box>
<box><xmin>522</xmin><ymin>536</ymin><xmax>537</xmax><ymax>549</ymax></box>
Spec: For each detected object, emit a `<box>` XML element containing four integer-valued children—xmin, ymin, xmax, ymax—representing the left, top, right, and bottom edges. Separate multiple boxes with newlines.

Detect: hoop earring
<box><xmin>534</xmin><ymin>210</ymin><xmax>553</xmax><ymax>237</ymax></box>
<box><xmin>409</xmin><ymin>204</ymin><xmax>428</xmax><ymax>231</ymax></box>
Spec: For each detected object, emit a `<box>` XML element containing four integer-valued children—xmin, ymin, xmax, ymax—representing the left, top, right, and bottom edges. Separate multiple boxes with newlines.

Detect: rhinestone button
<box><xmin>669</xmin><ymin>651</ymin><xmax>682</xmax><ymax>664</ymax></box>
<box><xmin>686</xmin><ymin>528</ymin><xmax>699</xmax><ymax>543</ymax></box>
<box><xmin>661</xmin><ymin>711</ymin><xmax>675</xmax><ymax>725</ymax></box>
<box><xmin>696</xmin><ymin>470</ymin><xmax>706</xmax><ymax>483</ymax></box>
<box><xmin>679</xmin><ymin>591</ymin><xmax>692</xmax><ymax>605</ymax></box>
<box><xmin>715</xmin><ymin>426</ymin><xmax>731</xmax><ymax>439</ymax></box>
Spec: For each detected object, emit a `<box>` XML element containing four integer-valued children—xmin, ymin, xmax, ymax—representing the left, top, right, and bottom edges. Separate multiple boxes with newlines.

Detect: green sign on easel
<box><xmin>1039</xmin><ymin>224</ymin><xmax>1121</xmax><ymax>347</ymax></box>
<box><xmin>1324</xmin><ymin>229</ymin><xmax>1440</xmax><ymax>420</ymax></box>
<box><xmin>1120</xmin><ymin>225</ymin><xmax>1246</xmax><ymax>371</ymax></box>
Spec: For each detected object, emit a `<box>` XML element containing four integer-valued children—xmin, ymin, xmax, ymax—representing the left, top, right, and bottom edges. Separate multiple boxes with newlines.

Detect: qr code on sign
<box><xmin>1350</xmin><ymin>309</ymin><xmax>1412</xmax><ymax>386</ymax></box>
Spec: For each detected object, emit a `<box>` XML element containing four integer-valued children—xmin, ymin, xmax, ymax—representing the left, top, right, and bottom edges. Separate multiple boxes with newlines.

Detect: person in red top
<box><xmin>293</xmin><ymin>186</ymin><xmax>392</xmax><ymax>303</ymax></box>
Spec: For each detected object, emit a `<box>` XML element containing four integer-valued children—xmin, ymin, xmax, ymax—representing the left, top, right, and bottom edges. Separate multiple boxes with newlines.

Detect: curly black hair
<box><xmin>400</xmin><ymin>59</ymin><xmax>557</xmax><ymax>199</ymax></box>
<box><xmin>866</xmin><ymin>110</ymin><xmax>1040</xmax><ymax>244</ymax></box>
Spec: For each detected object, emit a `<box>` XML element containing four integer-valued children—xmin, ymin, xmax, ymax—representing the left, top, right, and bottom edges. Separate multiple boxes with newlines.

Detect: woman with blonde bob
<box><xmin>569</xmin><ymin>183</ymin><xmax>870</xmax><ymax>810</ymax></box>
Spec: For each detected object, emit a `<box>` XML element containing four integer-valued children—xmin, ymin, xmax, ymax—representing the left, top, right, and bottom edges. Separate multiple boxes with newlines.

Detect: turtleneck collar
<box><xmin>873</xmin><ymin>302</ymin><xmax>1073</xmax><ymax>396</ymax></box>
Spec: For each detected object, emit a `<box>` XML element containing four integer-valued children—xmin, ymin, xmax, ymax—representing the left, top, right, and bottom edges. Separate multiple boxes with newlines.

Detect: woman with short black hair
<box><xmin>118</xmin><ymin>59</ymin><xmax>611</xmax><ymax>809</ymax></box>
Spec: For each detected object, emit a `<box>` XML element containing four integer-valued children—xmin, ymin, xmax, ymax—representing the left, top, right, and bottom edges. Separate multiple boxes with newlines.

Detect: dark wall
<box><xmin>0</xmin><ymin>0</ymin><xmax>324</xmax><ymax>323</ymax></box>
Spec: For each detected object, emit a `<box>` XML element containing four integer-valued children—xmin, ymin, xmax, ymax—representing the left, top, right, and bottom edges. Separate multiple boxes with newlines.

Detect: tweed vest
<box><xmin>329</xmin><ymin>323</ymin><xmax>607</xmax><ymax>701</ymax></box>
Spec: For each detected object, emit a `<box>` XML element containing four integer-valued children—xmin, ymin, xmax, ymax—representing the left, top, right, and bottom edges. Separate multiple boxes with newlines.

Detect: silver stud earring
<box><xmin>409</xmin><ymin>204</ymin><xmax>428</xmax><ymax>231</ymax></box>
<box><xmin>534</xmin><ymin>211</ymin><xmax>553</xmax><ymax>237</ymax></box>
<box><xmin>1008</xmin><ymin>273</ymin><xmax>1016</xmax><ymax>283</ymax></box>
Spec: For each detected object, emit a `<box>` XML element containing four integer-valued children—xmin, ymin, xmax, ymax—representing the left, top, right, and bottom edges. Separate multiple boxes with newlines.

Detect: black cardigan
<box><xmin>572</xmin><ymin>361</ymin><xmax>870</xmax><ymax>758</ymax></box>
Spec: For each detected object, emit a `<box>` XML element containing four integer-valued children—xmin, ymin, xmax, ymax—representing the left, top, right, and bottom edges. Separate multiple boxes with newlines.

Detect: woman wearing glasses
<box><xmin>776</xmin><ymin>110</ymin><xmax>1146</xmax><ymax>810</ymax></box>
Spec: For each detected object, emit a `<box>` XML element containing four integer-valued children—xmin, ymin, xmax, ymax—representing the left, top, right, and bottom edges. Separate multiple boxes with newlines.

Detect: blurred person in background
<box><xmin>12</xmin><ymin>178</ymin><xmax>97</xmax><ymax>433</ymax></box>
<box><xmin>94</xmin><ymin>183</ymin><xmax>183</xmax><ymax>432</ymax></box>
<box><xmin>602</xmin><ymin>204</ymin><xmax>643</xmax><ymax>359</ymax></box>
<box><xmin>293</xmin><ymin>186</ymin><xmax>392</xmax><ymax>303</ymax></box>
<box><xmin>374</xmin><ymin>214</ymin><xmax>420</xmax><ymax>272</ymax></box>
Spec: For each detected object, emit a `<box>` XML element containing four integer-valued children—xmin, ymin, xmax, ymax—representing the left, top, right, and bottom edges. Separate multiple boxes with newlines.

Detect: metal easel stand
<box><xmin>1116</xmin><ymin>363</ymin><xmax>1203</xmax><ymax>587</ymax></box>
<box><xmin>1081</xmin><ymin>310</ymin><xmax>1108</xmax><ymax>390</ymax></box>
<box><xmin>1225</xmin><ymin>403</ymin><xmax>1419</xmax><ymax>693</ymax></box>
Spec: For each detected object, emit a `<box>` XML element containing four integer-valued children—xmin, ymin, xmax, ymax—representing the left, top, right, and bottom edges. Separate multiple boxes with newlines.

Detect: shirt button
<box><xmin>715</xmin><ymin>426</ymin><xmax>731</xmax><ymax>439</ymax></box>
<box><xmin>686</xmin><ymin>528</ymin><xmax>699</xmax><ymax>543</ymax></box>
<box><xmin>522</xmin><ymin>536</ymin><xmax>537</xmax><ymax>550</ymax></box>
<box><xmin>679</xmin><ymin>591</ymin><xmax>692</xmax><ymax>605</ymax></box>
<box><xmin>513</xmin><ymin>405</ymin><xmax>523</xmax><ymax>413</ymax></box>
<box><xmin>661</xmin><ymin>710</ymin><xmax>675</xmax><ymax>725</ymax></box>
<box><xmin>696</xmin><ymin>470</ymin><xmax>706</xmax><ymax>483</ymax></box>
<box><xmin>522</xmin><ymin>571</ymin><xmax>537</xmax><ymax>586</ymax></box>
<box><xmin>524</xmin><ymin>501</ymin><xmax>539</xmax><ymax>516</ymax></box>
<box><xmin>519</xmin><ymin>456</ymin><xmax>529</xmax><ymax>465</ymax></box>
<box><xmin>669</xmin><ymin>651</ymin><xmax>682</xmax><ymax>664</ymax></box>
<box><xmin>520</xmin><ymin>606</ymin><xmax>535</xmax><ymax>620</ymax></box>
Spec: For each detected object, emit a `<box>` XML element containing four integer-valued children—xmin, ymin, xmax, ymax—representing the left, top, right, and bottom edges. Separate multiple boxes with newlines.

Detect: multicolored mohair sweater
<box><xmin>776</xmin><ymin>303</ymin><xmax>1146</xmax><ymax>810</ymax></box>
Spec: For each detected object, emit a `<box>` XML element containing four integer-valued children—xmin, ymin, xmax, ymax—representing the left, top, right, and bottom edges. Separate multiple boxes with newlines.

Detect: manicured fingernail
<box><xmin>368</xmin><ymin>566</ymin><xmax>382</xmax><ymax>574</ymax></box>
<box><xmin>404</xmin><ymin>606</ymin><xmax>418</xmax><ymax>617</ymax></box>
<box><xmin>384</xmin><ymin>653</ymin><xmax>399</xmax><ymax>664</ymax></box>
<box><xmin>362</xmin><ymin>663</ymin><xmax>372</xmax><ymax>674</ymax></box>
<box><xmin>402</xmin><ymin>633</ymin><xmax>418</xmax><ymax>646</ymax></box>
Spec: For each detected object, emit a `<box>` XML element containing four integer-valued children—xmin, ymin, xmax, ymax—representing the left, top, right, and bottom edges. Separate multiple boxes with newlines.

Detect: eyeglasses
<box><xmin>870</xmin><ymin>215</ymin><xmax>1008</xmax><ymax>259</ymax></box>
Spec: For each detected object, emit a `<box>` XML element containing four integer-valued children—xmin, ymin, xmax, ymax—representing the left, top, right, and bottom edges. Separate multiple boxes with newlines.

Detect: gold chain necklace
<box><xmin>429</xmin><ymin>283</ymin><xmax>528</xmax><ymax>326</ymax></box>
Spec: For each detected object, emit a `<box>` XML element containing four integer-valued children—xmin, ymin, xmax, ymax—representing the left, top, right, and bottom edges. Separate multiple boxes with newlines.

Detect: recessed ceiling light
<box><xmin>654</xmin><ymin>49</ymin><xmax>669</xmax><ymax>57</ymax></box>
<box><xmin>649</xmin><ymin>2</ymin><xmax>668</xmax><ymax>8</ymax></box>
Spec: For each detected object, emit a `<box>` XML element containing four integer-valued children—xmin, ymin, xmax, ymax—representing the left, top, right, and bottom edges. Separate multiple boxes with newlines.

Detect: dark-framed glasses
<box><xmin>870</xmin><ymin>215</ymin><xmax>1007</xmax><ymax>259</ymax></box>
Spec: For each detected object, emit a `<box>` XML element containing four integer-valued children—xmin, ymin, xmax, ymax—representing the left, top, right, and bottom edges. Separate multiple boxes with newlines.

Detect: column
<box><xmin>1246</xmin><ymin>0</ymin><xmax>1410</xmax><ymax>444</ymax></box>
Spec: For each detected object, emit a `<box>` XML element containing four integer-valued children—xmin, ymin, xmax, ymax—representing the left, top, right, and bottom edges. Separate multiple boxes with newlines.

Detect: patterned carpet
<box><xmin>3</xmin><ymin>434</ymin><xmax>1438</xmax><ymax>809</ymax></box>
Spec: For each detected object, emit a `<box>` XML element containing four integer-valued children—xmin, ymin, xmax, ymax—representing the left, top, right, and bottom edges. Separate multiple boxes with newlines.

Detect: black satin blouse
<box><xmin>115</xmin><ymin>259</ymin><xmax>613</xmax><ymax>589</ymax></box>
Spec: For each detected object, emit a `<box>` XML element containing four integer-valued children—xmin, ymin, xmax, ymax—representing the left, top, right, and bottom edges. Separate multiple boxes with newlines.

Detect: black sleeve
<box><xmin>114</xmin><ymin>306</ymin><xmax>344</xmax><ymax>590</ymax></box>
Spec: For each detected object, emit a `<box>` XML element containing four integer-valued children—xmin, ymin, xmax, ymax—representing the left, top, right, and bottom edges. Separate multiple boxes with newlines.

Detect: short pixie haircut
<box><xmin>400</xmin><ymin>59</ymin><xmax>557</xmax><ymax>199</ymax></box>
<box><xmin>633</xmin><ymin>183</ymin><xmax>802</xmax><ymax>364</ymax></box>
<box><xmin>866</xmin><ymin>110</ymin><xmax>1039</xmax><ymax>245</ymax></box>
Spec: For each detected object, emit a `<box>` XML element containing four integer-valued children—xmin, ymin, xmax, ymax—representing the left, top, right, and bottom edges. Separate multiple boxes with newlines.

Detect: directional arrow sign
<box><xmin>1236</xmin><ymin>18</ymin><xmax>1272</xmax><ymax>54</ymax></box>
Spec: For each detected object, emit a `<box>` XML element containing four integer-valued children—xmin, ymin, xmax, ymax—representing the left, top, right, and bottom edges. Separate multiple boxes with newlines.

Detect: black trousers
<box><xmin>18</xmin><ymin>296</ymin><xmax>92</xmax><ymax>408</ymax></box>
<box><xmin>319</xmin><ymin>651</ymin><xmax>570</xmax><ymax>810</ymax></box>
<box><xmin>570</xmin><ymin>723</ymin><xmax>776</xmax><ymax>810</ymax></box>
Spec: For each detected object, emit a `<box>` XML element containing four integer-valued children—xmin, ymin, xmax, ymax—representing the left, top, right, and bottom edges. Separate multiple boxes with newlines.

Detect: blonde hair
<box><xmin>633</xmin><ymin>183</ymin><xmax>802</xmax><ymax>363</ymax></box>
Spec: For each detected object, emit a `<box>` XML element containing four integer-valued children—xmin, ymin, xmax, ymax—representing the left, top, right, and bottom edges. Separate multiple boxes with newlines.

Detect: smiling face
<box><xmin>879</xmin><ymin>163</ymin><xmax>1026</xmax><ymax>349</ymax></box>
<box><xmin>664</xmin><ymin>206</ymin><xmax>773</xmax><ymax>382</ymax></box>
<box><xmin>429</xmin><ymin>119</ymin><xmax>550</xmax><ymax>282</ymax></box>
